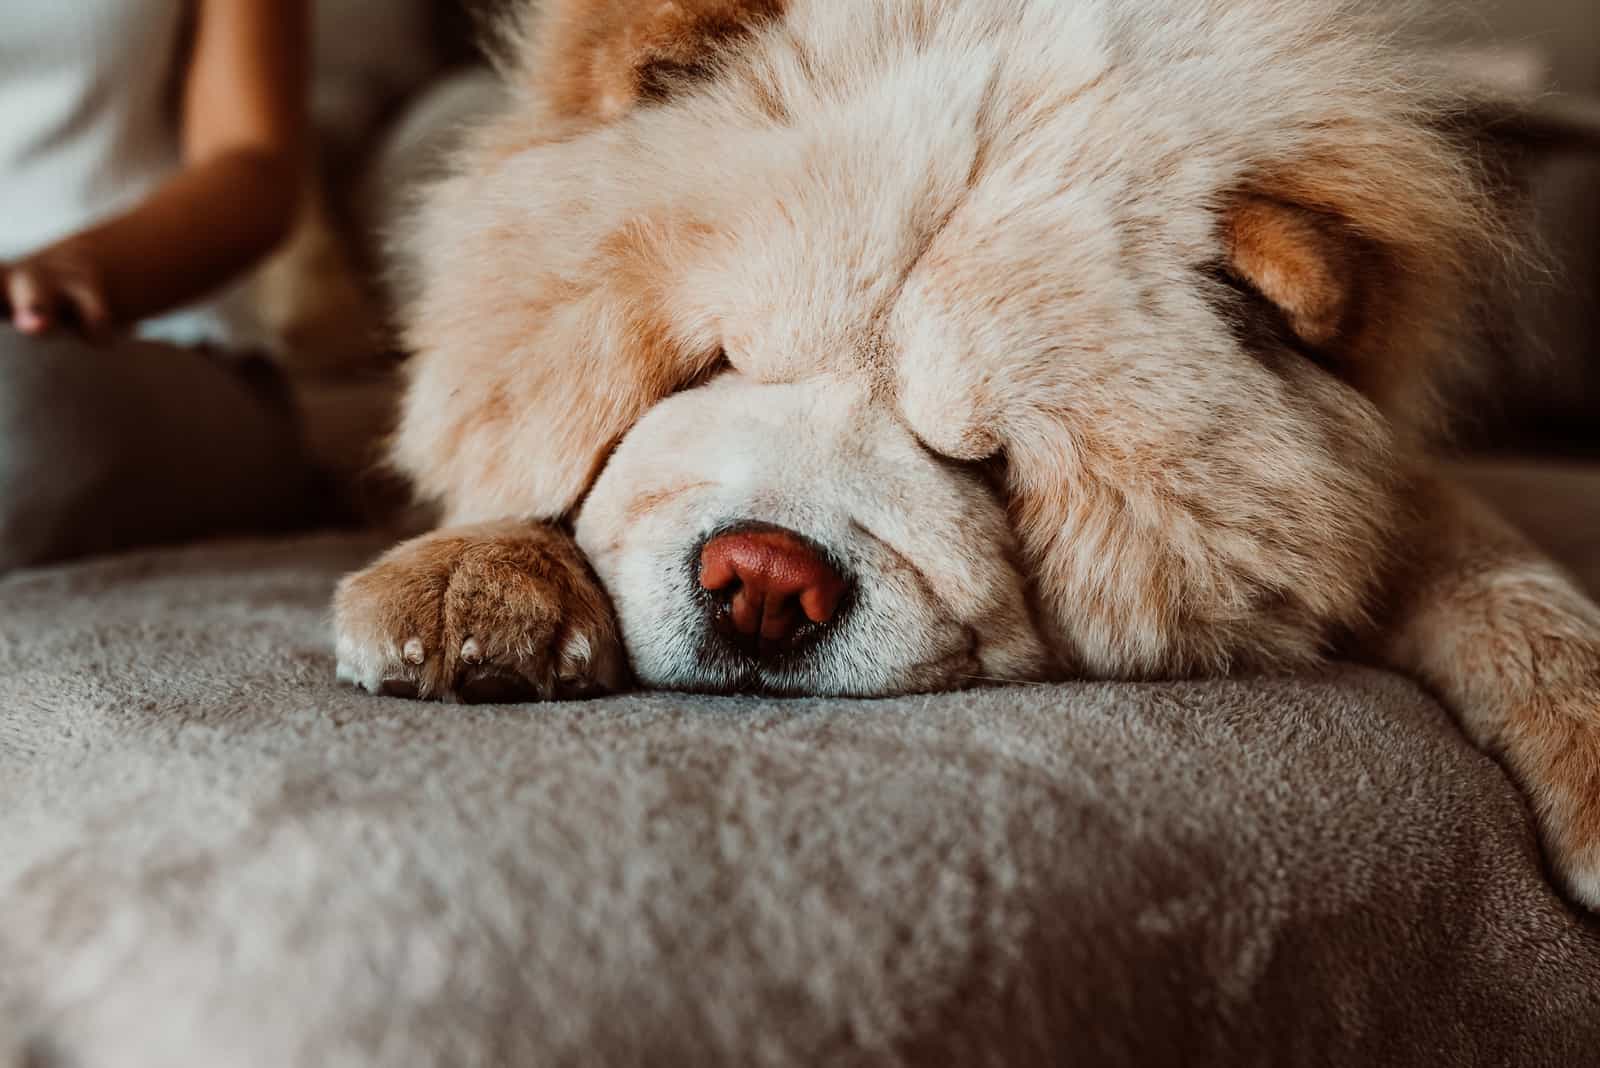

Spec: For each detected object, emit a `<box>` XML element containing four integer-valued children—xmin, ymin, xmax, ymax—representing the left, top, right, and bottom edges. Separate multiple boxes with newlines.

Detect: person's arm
<box><xmin>2</xmin><ymin>0</ymin><xmax>310</xmax><ymax>337</ymax></box>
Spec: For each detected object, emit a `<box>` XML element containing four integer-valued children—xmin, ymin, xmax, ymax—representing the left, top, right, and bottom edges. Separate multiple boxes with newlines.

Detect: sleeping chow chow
<box><xmin>334</xmin><ymin>0</ymin><xmax>1600</xmax><ymax>908</ymax></box>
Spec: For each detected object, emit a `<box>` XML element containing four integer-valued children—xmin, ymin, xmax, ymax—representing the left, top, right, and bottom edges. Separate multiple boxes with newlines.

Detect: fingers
<box><xmin>4</xmin><ymin>267</ymin><xmax>56</xmax><ymax>334</ymax></box>
<box><xmin>57</xmin><ymin>277</ymin><xmax>113</xmax><ymax>341</ymax></box>
<box><xmin>3</xmin><ymin>262</ymin><xmax>114</xmax><ymax>340</ymax></box>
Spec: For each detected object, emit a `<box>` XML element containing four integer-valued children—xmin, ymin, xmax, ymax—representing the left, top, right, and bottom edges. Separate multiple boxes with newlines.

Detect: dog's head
<box><xmin>393</xmin><ymin>0</ymin><xmax>1519</xmax><ymax>695</ymax></box>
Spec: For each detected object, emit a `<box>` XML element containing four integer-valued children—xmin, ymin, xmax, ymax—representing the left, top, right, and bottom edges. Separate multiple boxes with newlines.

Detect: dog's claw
<box><xmin>402</xmin><ymin>637</ymin><xmax>426</xmax><ymax>666</ymax></box>
<box><xmin>461</xmin><ymin>637</ymin><xmax>484</xmax><ymax>665</ymax></box>
<box><xmin>558</xmin><ymin>631</ymin><xmax>592</xmax><ymax>682</ymax></box>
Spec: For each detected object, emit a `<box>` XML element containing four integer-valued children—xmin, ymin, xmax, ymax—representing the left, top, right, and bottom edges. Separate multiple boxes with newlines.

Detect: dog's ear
<box><xmin>1218</xmin><ymin>90</ymin><xmax>1600</xmax><ymax>425</ymax></box>
<box><xmin>1215</xmin><ymin>184</ymin><xmax>1473</xmax><ymax>428</ymax></box>
<box><xmin>1221</xmin><ymin>196</ymin><xmax>1359</xmax><ymax>354</ymax></box>
<box><xmin>1215</xmin><ymin>107</ymin><xmax>1520</xmax><ymax>426</ymax></box>
<box><xmin>517</xmin><ymin>0</ymin><xmax>785</xmax><ymax>125</ymax></box>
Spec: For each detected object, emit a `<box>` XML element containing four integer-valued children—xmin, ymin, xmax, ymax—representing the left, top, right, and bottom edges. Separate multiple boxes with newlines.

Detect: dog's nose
<box><xmin>699</xmin><ymin>527</ymin><xmax>848</xmax><ymax>651</ymax></box>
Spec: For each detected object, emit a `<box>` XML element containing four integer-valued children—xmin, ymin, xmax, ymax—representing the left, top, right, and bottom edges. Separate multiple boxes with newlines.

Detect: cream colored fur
<box><xmin>333</xmin><ymin>0</ymin><xmax>1600</xmax><ymax>908</ymax></box>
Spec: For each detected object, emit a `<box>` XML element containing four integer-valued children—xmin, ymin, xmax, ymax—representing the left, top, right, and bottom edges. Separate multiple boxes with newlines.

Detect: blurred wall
<box><xmin>1438</xmin><ymin>2</ymin><xmax>1600</xmax><ymax>450</ymax></box>
<box><xmin>1471</xmin><ymin>0</ymin><xmax>1600</xmax><ymax>94</ymax></box>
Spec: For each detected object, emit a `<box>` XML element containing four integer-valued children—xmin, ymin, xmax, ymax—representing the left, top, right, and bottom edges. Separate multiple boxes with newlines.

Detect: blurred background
<box><xmin>217</xmin><ymin>1</ymin><xmax>1600</xmax><ymax>490</ymax></box>
<box><xmin>1431</xmin><ymin>1</ymin><xmax>1600</xmax><ymax>454</ymax></box>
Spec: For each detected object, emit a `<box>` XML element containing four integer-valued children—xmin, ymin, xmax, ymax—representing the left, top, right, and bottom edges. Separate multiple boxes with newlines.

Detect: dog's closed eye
<box><xmin>635</xmin><ymin>56</ymin><xmax>720</xmax><ymax>105</ymax></box>
<box><xmin>1205</xmin><ymin>261</ymin><xmax>1337</xmax><ymax>375</ymax></box>
<box><xmin>907</xmin><ymin>429</ymin><xmax>1010</xmax><ymax>497</ymax></box>
<box><xmin>675</xmin><ymin>347</ymin><xmax>733</xmax><ymax>393</ymax></box>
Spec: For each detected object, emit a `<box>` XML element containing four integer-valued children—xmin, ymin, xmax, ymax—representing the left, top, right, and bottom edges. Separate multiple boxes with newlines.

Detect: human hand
<box><xmin>1</xmin><ymin>243</ymin><xmax>114</xmax><ymax>339</ymax></box>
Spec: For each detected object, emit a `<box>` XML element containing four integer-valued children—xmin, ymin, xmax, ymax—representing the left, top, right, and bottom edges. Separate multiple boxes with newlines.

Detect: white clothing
<box><xmin>0</xmin><ymin>0</ymin><xmax>267</xmax><ymax>349</ymax></box>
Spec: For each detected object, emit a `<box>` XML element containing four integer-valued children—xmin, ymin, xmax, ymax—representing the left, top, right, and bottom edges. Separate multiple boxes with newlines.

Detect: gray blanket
<box><xmin>3</xmin><ymin>479</ymin><xmax>1600</xmax><ymax>1065</ymax></box>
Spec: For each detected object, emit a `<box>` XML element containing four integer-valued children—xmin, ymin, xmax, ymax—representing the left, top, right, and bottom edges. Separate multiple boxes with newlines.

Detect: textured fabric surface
<box><xmin>2</xmin><ymin>512</ymin><xmax>1599</xmax><ymax>1065</ymax></box>
<box><xmin>0</xmin><ymin>328</ymin><xmax>323</xmax><ymax>573</ymax></box>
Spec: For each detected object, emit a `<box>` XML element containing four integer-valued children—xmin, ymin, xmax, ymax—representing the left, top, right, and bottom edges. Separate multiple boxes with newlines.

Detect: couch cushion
<box><xmin>2</xmin><ymin>528</ymin><xmax>1598</xmax><ymax>1067</ymax></box>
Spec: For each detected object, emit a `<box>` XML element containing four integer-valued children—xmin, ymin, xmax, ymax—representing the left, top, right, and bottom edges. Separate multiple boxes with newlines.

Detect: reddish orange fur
<box><xmin>1225</xmin><ymin>196</ymin><xmax>1354</xmax><ymax>348</ymax></box>
<box><xmin>524</xmin><ymin>0</ymin><xmax>787</xmax><ymax>124</ymax></box>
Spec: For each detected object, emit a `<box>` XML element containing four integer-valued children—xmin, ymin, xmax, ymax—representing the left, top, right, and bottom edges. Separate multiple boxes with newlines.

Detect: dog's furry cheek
<box><xmin>389</xmin><ymin>169</ymin><xmax>718</xmax><ymax>525</ymax></box>
<box><xmin>999</xmin><ymin>396</ymin><xmax>1404</xmax><ymax>681</ymax></box>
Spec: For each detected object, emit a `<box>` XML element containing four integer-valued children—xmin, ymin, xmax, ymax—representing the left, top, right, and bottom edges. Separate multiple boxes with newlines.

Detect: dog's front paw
<box><xmin>1536</xmin><ymin>803</ymin><xmax>1600</xmax><ymax>912</ymax></box>
<box><xmin>1550</xmin><ymin>835</ymin><xmax>1600</xmax><ymax>913</ymax></box>
<box><xmin>1517</xmin><ymin>688</ymin><xmax>1600</xmax><ymax>911</ymax></box>
<box><xmin>333</xmin><ymin>521</ymin><xmax>628</xmax><ymax>703</ymax></box>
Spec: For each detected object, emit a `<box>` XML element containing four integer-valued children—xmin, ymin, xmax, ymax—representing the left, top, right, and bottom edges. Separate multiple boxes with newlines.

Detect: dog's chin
<box><xmin>623</xmin><ymin>609</ymin><xmax>986</xmax><ymax>699</ymax></box>
<box><xmin>572</xmin><ymin>376</ymin><xmax>1052</xmax><ymax>697</ymax></box>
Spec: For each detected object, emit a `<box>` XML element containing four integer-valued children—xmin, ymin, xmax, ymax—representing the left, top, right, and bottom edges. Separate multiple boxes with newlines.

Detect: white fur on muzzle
<box><xmin>574</xmin><ymin>374</ymin><xmax>1050</xmax><ymax>696</ymax></box>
